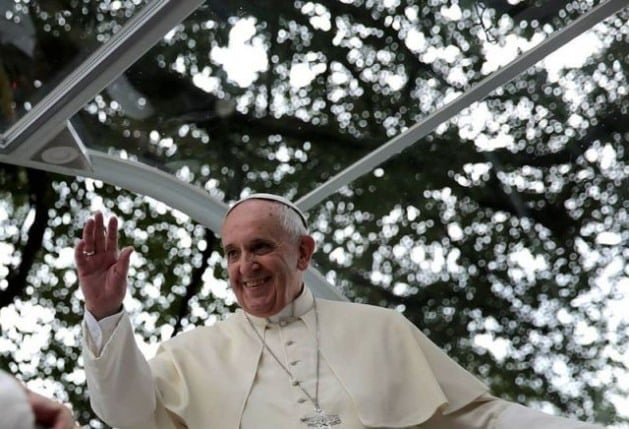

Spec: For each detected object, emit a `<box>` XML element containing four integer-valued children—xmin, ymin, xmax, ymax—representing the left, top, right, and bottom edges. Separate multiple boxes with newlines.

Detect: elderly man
<box><xmin>77</xmin><ymin>194</ymin><xmax>603</xmax><ymax>429</ymax></box>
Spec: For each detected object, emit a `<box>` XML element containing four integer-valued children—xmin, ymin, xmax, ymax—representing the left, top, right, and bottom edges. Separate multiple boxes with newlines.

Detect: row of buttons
<box><xmin>264</xmin><ymin>326</ymin><xmax>296</xmax><ymax>346</ymax></box>
<box><xmin>264</xmin><ymin>317</ymin><xmax>298</xmax><ymax>328</ymax></box>
<box><xmin>262</xmin><ymin>321</ymin><xmax>309</xmax><ymax>406</ymax></box>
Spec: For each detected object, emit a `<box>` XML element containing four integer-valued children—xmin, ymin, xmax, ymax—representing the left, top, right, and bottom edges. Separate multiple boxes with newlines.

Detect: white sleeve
<box><xmin>421</xmin><ymin>395</ymin><xmax>604</xmax><ymax>429</ymax></box>
<box><xmin>420</xmin><ymin>393</ymin><xmax>508</xmax><ymax>428</ymax></box>
<box><xmin>83</xmin><ymin>308</ymin><xmax>124</xmax><ymax>355</ymax></box>
<box><xmin>82</xmin><ymin>312</ymin><xmax>179</xmax><ymax>429</ymax></box>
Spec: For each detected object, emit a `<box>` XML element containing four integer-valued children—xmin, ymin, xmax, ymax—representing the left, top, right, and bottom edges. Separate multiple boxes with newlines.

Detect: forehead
<box><xmin>221</xmin><ymin>200</ymin><xmax>283</xmax><ymax>244</ymax></box>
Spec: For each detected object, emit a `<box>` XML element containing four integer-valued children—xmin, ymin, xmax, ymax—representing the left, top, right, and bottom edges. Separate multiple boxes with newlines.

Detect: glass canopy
<box><xmin>1</xmin><ymin>0</ymin><xmax>626</xmax><ymax>297</ymax></box>
<box><xmin>0</xmin><ymin>0</ymin><xmax>150</xmax><ymax>133</ymax></box>
<box><xmin>0</xmin><ymin>0</ymin><xmax>627</xmax><ymax>426</ymax></box>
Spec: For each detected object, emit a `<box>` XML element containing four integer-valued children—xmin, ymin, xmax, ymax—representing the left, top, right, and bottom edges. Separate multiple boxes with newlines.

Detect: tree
<box><xmin>1</xmin><ymin>0</ymin><xmax>627</xmax><ymax>426</ymax></box>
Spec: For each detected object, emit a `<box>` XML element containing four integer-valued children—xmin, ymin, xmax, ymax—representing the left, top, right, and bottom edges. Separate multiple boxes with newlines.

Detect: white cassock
<box><xmin>83</xmin><ymin>287</ymin><xmax>604</xmax><ymax>429</ymax></box>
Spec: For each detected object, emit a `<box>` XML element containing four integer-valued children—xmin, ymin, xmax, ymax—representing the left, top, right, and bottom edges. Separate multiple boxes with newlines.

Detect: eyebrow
<box><xmin>222</xmin><ymin>237</ymin><xmax>277</xmax><ymax>251</ymax></box>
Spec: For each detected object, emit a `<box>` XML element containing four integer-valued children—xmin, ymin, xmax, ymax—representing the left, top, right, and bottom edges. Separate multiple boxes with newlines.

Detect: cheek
<box><xmin>226</xmin><ymin>265</ymin><xmax>239</xmax><ymax>284</ymax></box>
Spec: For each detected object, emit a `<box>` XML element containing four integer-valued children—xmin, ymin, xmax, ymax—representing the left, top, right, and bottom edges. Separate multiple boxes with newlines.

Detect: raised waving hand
<box><xmin>74</xmin><ymin>212</ymin><xmax>134</xmax><ymax>320</ymax></box>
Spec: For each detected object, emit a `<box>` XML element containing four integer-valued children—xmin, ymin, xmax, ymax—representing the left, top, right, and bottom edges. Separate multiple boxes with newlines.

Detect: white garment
<box><xmin>0</xmin><ymin>370</ymin><xmax>35</xmax><ymax>429</ymax></box>
<box><xmin>83</xmin><ymin>287</ymin><xmax>605</xmax><ymax>429</ymax></box>
<box><xmin>240</xmin><ymin>293</ymin><xmax>366</xmax><ymax>428</ymax></box>
<box><xmin>240</xmin><ymin>306</ymin><xmax>508</xmax><ymax>429</ymax></box>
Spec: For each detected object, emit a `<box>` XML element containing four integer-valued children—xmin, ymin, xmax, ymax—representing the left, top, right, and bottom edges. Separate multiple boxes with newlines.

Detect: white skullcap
<box><xmin>0</xmin><ymin>370</ymin><xmax>35</xmax><ymax>429</ymax></box>
<box><xmin>225</xmin><ymin>193</ymin><xmax>308</xmax><ymax>228</ymax></box>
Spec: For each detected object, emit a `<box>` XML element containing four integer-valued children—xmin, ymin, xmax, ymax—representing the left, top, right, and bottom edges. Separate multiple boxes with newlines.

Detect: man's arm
<box><xmin>76</xmin><ymin>211</ymin><xmax>142</xmax><ymax>427</ymax></box>
<box><xmin>82</xmin><ymin>310</ymin><xmax>181</xmax><ymax>429</ymax></box>
<box><xmin>421</xmin><ymin>395</ymin><xmax>604</xmax><ymax>429</ymax></box>
<box><xmin>407</xmin><ymin>316</ymin><xmax>604</xmax><ymax>429</ymax></box>
<box><xmin>76</xmin><ymin>212</ymin><xmax>181</xmax><ymax>429</ymax></box>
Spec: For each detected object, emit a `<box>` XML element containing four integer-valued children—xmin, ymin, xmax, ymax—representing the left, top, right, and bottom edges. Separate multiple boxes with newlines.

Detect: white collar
<box><xmin>244</xmin><ymin>285</ymin><xmax>314</xmax><ymax>327</ymax></box>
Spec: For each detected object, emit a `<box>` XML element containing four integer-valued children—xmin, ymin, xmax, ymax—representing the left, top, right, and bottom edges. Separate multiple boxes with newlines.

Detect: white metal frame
<box><xmin>0</xmin><ymin>0</ymin><xmax>204</xmax><ymax>160</ymax></box>
<box><xmin>89</xmin><ymin>151</ymin><xmax>348</xmax><ymax>301</ymax></box>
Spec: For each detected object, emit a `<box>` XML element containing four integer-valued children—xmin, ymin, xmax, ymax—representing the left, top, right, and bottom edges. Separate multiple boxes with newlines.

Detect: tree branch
<box><xmin>0</xmin><ymin>169</ymin><xmax>51</xmax><ymax>308</ymax></box>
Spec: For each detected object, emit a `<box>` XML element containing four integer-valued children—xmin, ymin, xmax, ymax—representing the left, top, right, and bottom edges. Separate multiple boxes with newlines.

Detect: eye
<box><xmin>252</xmin><ymin>242</ymin><xmax>273</xmax><ymax>254</ymax></box>
<box><xmin>225</xmin><ymin>249</ymin><xmax>239</xmax><ymax>262</ymax></box>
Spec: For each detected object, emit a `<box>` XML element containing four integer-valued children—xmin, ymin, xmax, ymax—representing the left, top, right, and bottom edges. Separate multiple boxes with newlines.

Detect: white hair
<box><xmin>225</xmin><ymin>193</ymin><xmax>309</xmax><ymax>241</ymax></box>
<box><xmin>273</xmin><ymin>202</ymin><xmax>308</xmax><ymax>241</ymax></box>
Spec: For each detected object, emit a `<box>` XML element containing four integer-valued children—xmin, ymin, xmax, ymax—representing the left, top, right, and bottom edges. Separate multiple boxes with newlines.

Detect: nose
<box><xmin>238</xmin><ymin>251</ymin><xmax>259</xmax><ymax>274</ymax></box>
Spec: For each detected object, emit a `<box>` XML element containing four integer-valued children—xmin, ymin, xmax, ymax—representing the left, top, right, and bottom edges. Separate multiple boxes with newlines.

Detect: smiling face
<box><xmin>221</xmin><ymin>199</ymin><xmax>315</xmax><ymax>317</ymax></box>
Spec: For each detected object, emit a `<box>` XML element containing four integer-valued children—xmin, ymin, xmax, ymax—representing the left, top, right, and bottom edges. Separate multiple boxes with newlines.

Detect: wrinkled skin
<box><xmin>221</xmin><ymin>199</ymin><xmax>315</xmax><ymax>317</ymax></box>
<box><xmin>74</xmin><ymin>211</ymin><xmax>133</xmax><ymax>320</ymax></box>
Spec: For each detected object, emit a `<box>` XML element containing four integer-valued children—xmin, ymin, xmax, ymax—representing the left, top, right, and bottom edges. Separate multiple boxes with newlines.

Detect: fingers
<box><xmin>116</xmin><ymin>246</ymin><xmax>134</xmax><ymax>278</ymax></box>
<box><xmin>80</xmin><ymin>211</ymin><xmax>102</xmax><ymax>255</ymax></box>
<box><xmin>79</xmin><ymin>211</ymin><xmax>120</xmax><ymax>257</ymax></box>
<box><xmin>75</xmin><ymin>212</ymin><xmax>131</xmax><ymax>270</ymax></box>
<box><xmin>75</xmin><ymin>225</ymin><xmax>95</xmax><ymax>268</ymax></box>
<box><xmin>74</xmin><ymin>238</ymin><xmax>88</xmax><ymax>265</ymax></box>
<box><xmin>28</xmin><ymin>390</ymin><xmax>75</xmax><ymax>429</ymax></box>
<box><xmin>52</xmin><ymin>407</ymin><xmax>76</xmax><ymax>429</ymax></box>
<box><xmin>105</xmin><ymin>216</ymin><xmax>119</xmax><ymax>254</ymax></box>
<box><xmin>112</xmin><ymin>246</ymin><xmax>134</xmax><ymax>287</ymax></box>
<box><xmin>93</xmin><ymin>211</ymin><xmax>106</xmax><ymax>254</ymax></box>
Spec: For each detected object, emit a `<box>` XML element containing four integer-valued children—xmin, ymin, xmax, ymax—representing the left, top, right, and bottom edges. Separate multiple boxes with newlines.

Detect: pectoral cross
<box><xmin>302</xmin><ymin>408</ymin><xmax>342</xmax><ymax>429</ymax></box>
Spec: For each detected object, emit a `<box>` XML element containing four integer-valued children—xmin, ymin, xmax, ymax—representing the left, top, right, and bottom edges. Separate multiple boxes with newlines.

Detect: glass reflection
<box><xmin>0</xmin><ymin>0</ymin><xmax>150</xmax><ymax>133</ymax></box>
<box><xmin>66</xmin><ymin>0</ymin><xmax>608</xmax><ymax>201</ymax></box>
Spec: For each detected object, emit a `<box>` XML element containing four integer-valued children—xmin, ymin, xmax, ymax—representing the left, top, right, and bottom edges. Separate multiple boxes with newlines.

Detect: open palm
<box><xmin>74</xmin><ymin>212</ymin><xmax>134</xmax><ymax>320</ymax></box>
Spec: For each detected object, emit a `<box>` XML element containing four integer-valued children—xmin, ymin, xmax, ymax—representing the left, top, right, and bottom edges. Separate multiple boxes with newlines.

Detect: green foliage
<box><xmin>1</xmin><ymin>0</ymin><xmax>627</xmax><ymax>427</ymax></box>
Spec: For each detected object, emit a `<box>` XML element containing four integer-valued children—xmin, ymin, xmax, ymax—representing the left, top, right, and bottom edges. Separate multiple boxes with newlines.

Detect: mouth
<box><xmin>242</xmin><ymin>277</ymin><xmax>270</xmax><ymax>289</ymax></box>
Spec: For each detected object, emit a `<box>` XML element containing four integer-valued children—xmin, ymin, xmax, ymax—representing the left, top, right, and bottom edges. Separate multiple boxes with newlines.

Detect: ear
<box><xmin>296</xmin><ymin>235</ymin><xmax>316</xmax><ymax>270</ymax></box>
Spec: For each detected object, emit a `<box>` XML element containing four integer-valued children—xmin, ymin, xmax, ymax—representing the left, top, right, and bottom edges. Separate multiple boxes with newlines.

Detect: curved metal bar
<box><xmin>89</xmin><ymin>151</ymin><xmax>347</xmax><ymax>301</ymax></box>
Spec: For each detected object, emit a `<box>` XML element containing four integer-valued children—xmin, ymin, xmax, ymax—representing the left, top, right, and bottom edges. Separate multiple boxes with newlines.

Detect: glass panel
<box><xmin>0</xmin><ymin>0</ymin><xmax>150</xmax><ymax>133</ymax></box>
<box><xmin>69</xmin><ymin>0</ymin><xmax>609</xmax><ymax>202</ymax></box>
<box><xmin>310</xmin><ymin>8</ymin><xmax>628</xmax><ymax>421</ymax></box>
<box><xmin>0</xmin><ymin>1</ymin><xmax>625</xmax><ymax>427</ymax></box>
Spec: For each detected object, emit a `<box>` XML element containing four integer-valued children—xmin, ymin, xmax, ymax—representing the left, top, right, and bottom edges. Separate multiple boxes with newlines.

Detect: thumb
<box><xmin>118</xmin><ymin>246</ymin><xmax>134</xmax><ymax>274</ymax></box>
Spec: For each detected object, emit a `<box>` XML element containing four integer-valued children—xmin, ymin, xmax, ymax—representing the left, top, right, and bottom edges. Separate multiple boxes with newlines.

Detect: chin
<box><xmin>244</xmin><ymin>303</ymin><xmax>273</xmax><ymax>317</ymax></box>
